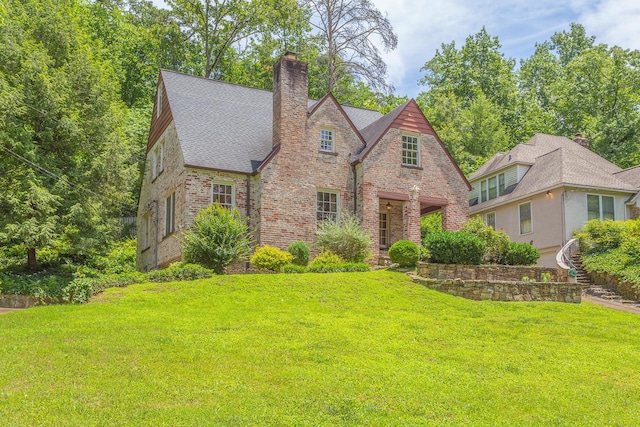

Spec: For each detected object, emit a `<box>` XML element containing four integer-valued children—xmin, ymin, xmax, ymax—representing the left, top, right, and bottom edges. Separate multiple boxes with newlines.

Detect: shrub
<box><xmin>316</xmin><ymin>211</ymin><xmax>371</xmax><ymax>262</ymax></box>
<box><xmin>63</xmin><ymin>272</ymin><xmax>146</xmax><ymax>304</ymax></box>
<box><xmin>420</xmin><ymin>212</ymin><xmax>442</xmax><ymax>240</ymax></box>
<box><xmin>419</xmin><ymin>246</ymin><xmax>430</xmax><ymax>262</ymax></box>
<box><xmin>95</xmin><ymin>238</ymin><xmax>137</xmax><ymax>274</ymax></box>
<box><xmin>504</xmin><ymin>242</ymin><xmax>540</xmax><ymax>266</ymax></box>
<box><xmin>182</xmin><ymin>204</ymin><xmax>252</xmax><ymax>274</ymax></box>
<box><xmin>388</xmin><ymin>240</ymin><xmax>420</xmax><ymax>267</ymax></box>
<box><xmin>283</xmin><ymin>264</ymin><xmax>307</xmax><ymax>274</ymax></box>
<box><xmin>423</xmin><ymin>231</ymin><xmax>486</xmax><ymax>265</ymax></box>
<box><xmin>147</xmin><ymin>262</ymin><xmax>213</xmax><ymax>282</ymax></box>
<box><xmin>307</xmin><ymin>262</ymin><xmax>371</xmax><ymax>273</ymax></box>
<box><xmin>578</xmin><ymin>219</ymin><xmax>625</xmax><ymax>250</ymax></box>
<box><xmin>286</xmin><ymin>241</ymin><xmax>310</xmax><ymax>266</ymax></box>
<box><xmin>309</xmin><ymin>250</ymin><xmax>343</xmax><ymax>268</ymax></box>
<box><xmin>460</xmin><ymin>216</ymin><xmax>510</xmax><ymax>264</ymax></box>
<box><xmin>250</xmin><ymin>246</ymin><xmax>293</xmax><ymax>272</ymax></box>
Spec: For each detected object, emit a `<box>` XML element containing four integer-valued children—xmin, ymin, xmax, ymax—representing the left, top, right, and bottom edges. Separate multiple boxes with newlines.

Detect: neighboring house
<box><xmin>137</xmin><ymin>52</ymin><xmax>471</xmax><ymax>271</ymax></box>
<box><xmin>469</xmin><ymin>133</ymin><xmax>640</xmax><ymax>267</ymax></box>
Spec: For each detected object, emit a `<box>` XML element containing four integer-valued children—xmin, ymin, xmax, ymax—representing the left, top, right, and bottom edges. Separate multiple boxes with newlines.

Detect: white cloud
<box><xmin>579</xmin><ymin>0</ymin><xmax>640</xmax><ymax>50</ymax></box>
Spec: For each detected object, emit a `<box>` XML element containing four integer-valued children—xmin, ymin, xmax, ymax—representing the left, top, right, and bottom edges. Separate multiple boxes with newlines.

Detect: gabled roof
<box><xmin>160</xmin><ymin>70</ymin><xmax>382</xmax><ymax>174</ymax></box>
<box><xmin>470</xmin><ymin>133</ymin><xmax>640</xmax><ymax>211</ymax></box>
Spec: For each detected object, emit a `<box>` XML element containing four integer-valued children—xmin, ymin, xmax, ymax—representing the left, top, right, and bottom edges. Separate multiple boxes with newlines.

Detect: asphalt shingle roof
<box><xmin>469</xmin><ymin>133</ymin><xmax>640</xmax><ymax>211</ymax></box>
<box><xmin>161</xmin><ymin>70</ymin><xmax>382</xmax><ymax>174</ymax></box>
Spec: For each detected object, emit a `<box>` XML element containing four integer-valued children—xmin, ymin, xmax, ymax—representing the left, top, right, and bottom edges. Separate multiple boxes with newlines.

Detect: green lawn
<box><xmin>1</xmin><ymin>271</ymin><xmax>639</xmax><ymax>426</ymax></box>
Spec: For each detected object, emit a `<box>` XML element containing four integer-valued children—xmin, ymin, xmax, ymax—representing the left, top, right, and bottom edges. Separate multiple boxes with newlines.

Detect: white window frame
<box><xmin>142</xmin><ymin>213</ymin><xmax>151</xmax><ymax>250</ymax></box>
<box><xmin>485</xmin><ymin>212</ymin><xmax>496</xmax><ymax>230</ymax></box>
<box><xmin>156</xmin><ymin>83</ymin><xmax>163</xmax><ymax>118</ymax></box>
<box><xmin>165</xmin><ymin>192</ymin><xmax>175</xmax><ymax>236</ymax></box>
<box><xmin>402</xmin><ymin>134</ymin><xmax>420</xmax><ymax>166</ymax></box>
<box><xmin>519</xmin><ymin>202</ymin><xmax>532</xmax><ymax>235</ymax></box>
<box><xmin>479</xmin><ymin>172</ymin><xmax>506</xmax><ymax>203</ymax></box>
<box><xmin>379</xmin><ymin>212</ymin><xmax>389</xmax><ymax>248</ymax></box>
<box><xmin>316</xmin><ymin>190</ymin><xmax>340</xmax><ymax>223</ymax></box>
<box><xmin>212</xmin><ymin>181</ymin><xmax>235</xmax><ymax>209</ymax></box>
<box><xmin>150</xmin><ymin>139</ymin><xmax>164</xmax><ymax>180</ymax></box>
<box><xmin>320</xmin><ymin>128</ymin><xmax>334</xmax><ymax>152</ymax></box>
<box><xmin>587</xmin><ymin>194</ymin><xmax>615</xmax><ymax>221</ymax></box>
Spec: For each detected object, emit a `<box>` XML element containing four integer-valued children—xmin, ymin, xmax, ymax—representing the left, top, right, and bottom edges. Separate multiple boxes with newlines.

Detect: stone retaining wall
<box><xmin>588</xmin><ymin>270</ymin><xmax>639</xmax><ymax>302</ymax></box>
<box><xmin>417</xmin><ymin>262</ymin><xmax>560</xmax><ymax>282</ymax></box>
<box><xmin>0</xmin><ymin>294</ymin><xmax>63</xmax><ymax>308</ymax></box>
<box><xmin>414</xmin><ymin>277</ymin><xmax>581</xmax><ymax>303</ymax></box>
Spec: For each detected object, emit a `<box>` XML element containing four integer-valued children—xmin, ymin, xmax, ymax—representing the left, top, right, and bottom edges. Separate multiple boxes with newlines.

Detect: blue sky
<box><xmin>152</xmin><ymin>0</ymin><xmax>640</xmax><ymax>98</ymax></box>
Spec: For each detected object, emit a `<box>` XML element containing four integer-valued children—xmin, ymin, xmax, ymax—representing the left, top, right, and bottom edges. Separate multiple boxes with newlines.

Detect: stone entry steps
<box><xmin>571</xmin><ymin>254</ymin><xmax>640</xmax><ymax>310</ymax></box>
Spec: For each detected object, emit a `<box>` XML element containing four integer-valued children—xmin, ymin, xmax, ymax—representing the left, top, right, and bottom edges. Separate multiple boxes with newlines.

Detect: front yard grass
<box><xmin>1</xmin><ymin>270</ymin><xmax>639</xmax><ymax>426</ymax></box>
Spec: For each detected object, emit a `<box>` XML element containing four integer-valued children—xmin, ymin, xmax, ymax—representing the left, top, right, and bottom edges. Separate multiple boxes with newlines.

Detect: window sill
<box><xmin>151</xmin><ymin>170</ymin><xmax>164</xmax><ymax>183</ymax></box>
<box><xmin>319</xmin><ymin>150</ymin><xmax>338</xmax><ymax>156</ymax></box>
<box><xmin>162</xmin><ymin>231</ymin><xmax>175</xmax><ymax>241</ymax></box>
<box><xmin>141</xmin><ymin>246</ymin><xmax>151</xmax><ymax>253</ymax></box>
<box><xmin>401</xmin><ymin>164</ymin><xmax>423</xmax><ymax>170</ymax></box>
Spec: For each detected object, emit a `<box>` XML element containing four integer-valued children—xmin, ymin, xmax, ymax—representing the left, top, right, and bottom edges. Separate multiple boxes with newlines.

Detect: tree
<box><xmin>305</xmin><ymin>0</ymin><xmax>397</xmax><ymax>94</ymax></box>
<box><xmin>182</xmin><ymin>204</ymin><xmax>252</xmax><ymax>274</ymax></box>
<box><xmin>0</xmin><ymin>0</ymin><xmax>138</xmax><ymax>270</ymax></box>
<box><xmin>168</xmin><ymin>0</ymin><xmax>307</xmax><ymax>80</ymax></box>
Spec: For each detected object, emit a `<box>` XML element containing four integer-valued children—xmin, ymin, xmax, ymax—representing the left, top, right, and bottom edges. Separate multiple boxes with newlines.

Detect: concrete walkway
<box><xmin>582</xmin><ymin>294</ymin><xmax>640</xmax><ymax>315</ymax></box>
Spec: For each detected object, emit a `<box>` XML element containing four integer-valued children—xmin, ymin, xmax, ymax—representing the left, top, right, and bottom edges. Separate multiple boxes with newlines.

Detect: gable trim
<box><xmin>308</xmin><ymin>93</ymin><xmax>367</xmax><ymax>147</ymax></box>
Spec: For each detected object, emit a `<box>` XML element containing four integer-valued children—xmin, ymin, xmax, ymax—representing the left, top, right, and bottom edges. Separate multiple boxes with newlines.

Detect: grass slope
<box><xmin>1</xmin><ymin>271</ymin><xmax>639</xmax><ymax>426</ymax></box>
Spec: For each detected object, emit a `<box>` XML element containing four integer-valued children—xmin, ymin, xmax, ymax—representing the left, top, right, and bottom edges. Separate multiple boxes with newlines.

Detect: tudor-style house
<box><xmin>469</xmin><ymin>133</ymin><xmax>640</xmax><ymax>267</ymax></box>
<box><xmin>137</xmin><ymin>52</ymin><xmax>470</xmax><ymax>271</ymax></box>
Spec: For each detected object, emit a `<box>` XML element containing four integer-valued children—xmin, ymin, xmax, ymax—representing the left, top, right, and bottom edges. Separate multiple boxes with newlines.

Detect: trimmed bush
<box><xmin>182</xmin><ymin>204</ymin><xmax>252</xmax><ymax>274</ymax></box>
<box><xmin>286</xmin><ymin>241</ymin><xmax>310</xmax><ymax>266</ymax></box>
<box><xmin>316</xmin><ymin>211</ymin><xmax>371</xmax><ymax>262</ymax></box>
<box><xmin>251</xmin><ymin>246</ymin><xmax>293</xmax><ymax>272</ymax></box>
<box><xmin>147</xmin><ymin>262</ymin><xmax>213</xmax><ymax>282</ymax></box>
<box><xmin>423</xmin><ymin>231</ymin><xmax>486</xmax><ymax>265</ymax></box>
<box><xmin>388</xmin><ymin>240</ymin><xmax>420</xmax><ymax>267</ymax></box>
<box><xmin>460</xmin><ymin>216</ymin><xmax>510</xmax><ymax>264</ymax></box>
<box><xmin>309</xmin><ymin>250</ymin><xmax>343</xmax><ymax>268</ymax></box>
<box><xmin>419</xmin><ymin>246</ymin><xmax>430</xmax><ymax>262</ymax></box>
<box><xmin>420</xmin><ymin>212</ymin><xmax>443</xmax><ymax>240</ymax></box>
<box><xmin>504</xmin><ymin>242</ymin><xmax>540</xmax><ymax>266</ymax></box>
<box><xmin>578</xmin><ymin>219</ymin><xmax>625</xmax><ymax>250</ymax></box>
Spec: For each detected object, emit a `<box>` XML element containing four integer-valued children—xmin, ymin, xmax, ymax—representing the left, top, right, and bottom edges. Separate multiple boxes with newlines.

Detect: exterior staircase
<box><xmin>571</xmin><ymin>254</ymin><xmax>640</xmax><ymax>309</ymax></box>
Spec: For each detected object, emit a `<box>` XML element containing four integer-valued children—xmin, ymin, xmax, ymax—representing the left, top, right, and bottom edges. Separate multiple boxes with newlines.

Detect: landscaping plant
<box><xmin>182</xmin><ymin>204</ymin><xmax>252</xmax><ymax>274</ymax></box>
<box><xmin>504</xmin><ymin>242</ymin><xmax>540</xmax><ymax>266</ymax></box>
<box><xmin>460</xmin><ymin>216</ymin><xmax>510</xmax><ymax>264</ymax></box>
<box><xmin>423</xmin><ymin>231</ymin><xmax>486</xmax><ymax>265</ymax></box>
<box><xmin>250</xmin><ymin>246</ymin><xmax>293</xmax><ymax>272</ymax></box>
<box><xmin>388</xmin><ymin>240</ymin><xmax>420</xmax><ymax>267</ymax></box>
<box><xmin>286</xmin><ymin>241</ymin><xmax>310</xmax><ymax>266</ymax></box>
<box><xmin>316</xmin><ymin>210</ymin><xmax>371</xmax><ymax>262</ymax></box>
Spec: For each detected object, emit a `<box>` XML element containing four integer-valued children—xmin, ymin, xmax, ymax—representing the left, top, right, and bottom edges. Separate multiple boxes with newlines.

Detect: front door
<box><xmin>379</xmin><ymin>212</ymin><xmax>389</xmax><ymax>249</ymax></box>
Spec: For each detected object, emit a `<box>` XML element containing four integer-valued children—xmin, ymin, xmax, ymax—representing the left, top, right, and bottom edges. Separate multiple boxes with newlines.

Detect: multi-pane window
<box><xmin>402</xmin><ymin>135</ymin><xmax>419</xmax><ymax>166</ymax></box>
<box><xmin>151</xmin><ymin>140</ymin><xmax>164</xmax><ymax>180</ymax></box>
<box><xmin>485</xmin><ymin>212</ymin><xmax>496</xmax><ymax>230</ymax></box>
<box><xmin>165</xmin><ymin>192</ymin><xmax>175</xmax><ymax>236</ymax></box>
<box><xmin>379</xmin><ymin>212</ymin><xmax>389</xmax><ymax>248</ymax></box>
<box><xmin>479</xmin><ymin>173</ymin><xmax>505</xmax><ymax>203</ymax></box>
<box><xmin>212</xmin><ymin>183</ymin><xmax>233</xmax><ymax>209</ymax></box>
<box><xmin>587</xmin><ymin>195</ymin><xmax>614</xmax><ymax>220</ymax></box>
<box><xmin>519</xmin><ymin>202</ymin><xmax>532</xmax><ymax>234</ymax></box>
<box><xmin>320</xmin><ymin>129</ymin><xmax>334</xmax><ymax>152</ymax></box>
<box><xmin>317</xmin><ymin>191</ymin><xmax>339</xmax><ymax>223</ymax></box>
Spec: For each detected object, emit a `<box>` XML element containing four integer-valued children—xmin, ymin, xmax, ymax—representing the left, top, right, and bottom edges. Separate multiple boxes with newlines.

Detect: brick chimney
<box><xmin>273</xmin><ymin>52</ymin><xmax>308</xmax><ymax>148</ymax></box>
<box><xmin>573</xmin><ymin>133</ymin><xmax>589</xmax><ymax>149</ymax></box>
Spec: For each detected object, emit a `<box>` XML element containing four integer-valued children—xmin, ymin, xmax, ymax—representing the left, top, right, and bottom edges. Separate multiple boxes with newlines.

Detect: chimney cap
<box><xmin>284</xmin><ymin>51</ymin><xmax>297</xmax><ymax>60</ymax></box>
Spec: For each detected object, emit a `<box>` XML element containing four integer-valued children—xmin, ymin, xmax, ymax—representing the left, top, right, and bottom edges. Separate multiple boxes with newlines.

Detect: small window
<box><xmin>519</xmin><ymin>202</ymin><xmax>532</xmax><ymax>234</ymax></box>
<box><xmin>379</xmin><ymin>212</ymin><xmax>389</xmax><ymax>248</ymax></box>
<box><xmin>588</xmin><ymin>194</ymin><xmax>615</xmax><ymax>220</ymax></box>
<box><xmin>320</xmin><ymin>129</ymin><xmax>334</xmax><ymax>152</ymax></box>
<box><xmin>402</xmin><ymin>135</ymin><xmax>419</xmax><ymax>166</ymax></box>
<box><xmin>485</xmin><ymin>212</ymin><xmax>496</xmax><ymax>230</ymax></box>
<box><xmin>156</xmin><ymin>83</ymin><xmax>163</xmax><ymax>118</ymax></box>
<box><xmin>142</xmin><ymin>214</ymin><xmax>151</xmax><ymax>250</ymax></box>
<box><xmin>480</xmin><ymin>180</ymin><xmax>487</xmax><ymax>203</ymax></box>
<box><xmin>165</xmin><ymin>192</ymin><xmax>175</xmax><ymax>236</ymax></box>
<box><xmin>212</xmin><ymin>183</ymin><xmax>234</xmax><ymax>209</ymax></box>
<box><xmin>317</xmin><ymin>191</ymin><xmax>339</xmax><ymax>223</ymax></box>
<box><xmin>151</xmin><ymin>140</ymin><xmax>164</xmax><ymax>180</ymax></box>
<box><xmin>488</xmin><ymin>176</ymin><xmax>498</xmax><ymax>200</ymax></box>
<box><xmin>498</xmin><ymin>173</ymin><xmax>505</xmax><ymax>195</ymax></box>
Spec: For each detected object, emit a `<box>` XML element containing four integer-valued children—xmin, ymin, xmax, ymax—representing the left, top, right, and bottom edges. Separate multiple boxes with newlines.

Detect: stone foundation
<box><xmin>413</xmin><ymin>277</ymin><xmax>581</xmax><ymax>303</ymax></box>
<box><xmin>417</xmin><ymin>262</ymin><xmax>559</xmax><ymax>282</ymax></box>
<box><xmin>0</xmin><ymin>294</ymin><xmax>64</xmax><ymax>308</ymax></box>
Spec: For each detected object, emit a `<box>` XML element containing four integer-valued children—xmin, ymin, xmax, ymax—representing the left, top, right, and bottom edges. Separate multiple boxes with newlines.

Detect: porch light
<box><xmin>386</xmin><ymin>202</ymin><xmax>392</xmax><ymax>211</ymax></box>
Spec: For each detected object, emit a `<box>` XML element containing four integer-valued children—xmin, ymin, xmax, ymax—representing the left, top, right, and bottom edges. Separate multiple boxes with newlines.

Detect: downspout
<box><xmin>561</xmin><ymin>190</ymin><xmax>566</xmax><ymax>247</ymax></box>
<box><xmin>154</xmin><ymin>199</ymin><xmax>159</xmax><ymax>270</ymax></box>
<box><xmin>246</xmin><ymin>174</ymin><xmax>251</xmax><ymax>272</ymax></box>
<box><xmin>352</xmin><ymin>164</ymin><xmax>357</xmax><ymax>214</ymax></box>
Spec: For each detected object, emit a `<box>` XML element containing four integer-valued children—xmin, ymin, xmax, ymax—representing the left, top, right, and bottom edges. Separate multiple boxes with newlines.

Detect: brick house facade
<box><xmin>137</xmin><ymin>53</ymin><xmax>470</xmax><ymax>271</ymax></box>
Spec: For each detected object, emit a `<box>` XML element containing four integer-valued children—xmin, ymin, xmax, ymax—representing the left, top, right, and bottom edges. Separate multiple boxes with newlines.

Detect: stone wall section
<box><xmin>414</xmin><ymin>277</ymin><xmax>581</xmax><ymax>303</ymax></box>
<box><xmin>588</xmin><ymin>270</ymin><xmax>640</xmax><ymax>302</ymax></box>
<box><xmin>418</xmin><ymin>262</ymin><xmax>559</xmax><ymax>282</ymax></box>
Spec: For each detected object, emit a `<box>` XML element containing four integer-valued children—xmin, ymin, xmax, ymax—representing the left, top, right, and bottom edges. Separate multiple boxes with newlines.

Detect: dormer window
<box><xmin>320</xmin><ymin>128</ymin><xmax>334</xmax><ymax>152</ymax></box>
<box><xmin>479</xmin><ymin>172</ymin><xmax>505</xmax><ymax>202</ymax></box>
<box><xmin>402</xmin><ymin>134</ymin><xmax>419</xmax><ymax>166</ymax></box>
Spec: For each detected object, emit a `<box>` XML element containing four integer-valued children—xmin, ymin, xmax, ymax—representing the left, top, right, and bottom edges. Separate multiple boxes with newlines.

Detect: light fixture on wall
<box><xmin>386</xmin><ymin>202</ymin><xmax>392</xmax><ymax>211</ymax></box>
<box><xmin>546</xmin><ymin>190</ymin><xmax>552</xmax><ymax>197</ymax></box>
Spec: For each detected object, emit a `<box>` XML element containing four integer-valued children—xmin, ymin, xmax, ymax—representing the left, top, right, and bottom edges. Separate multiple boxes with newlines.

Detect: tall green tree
<box><xmin>0</xmin><ymin>0</ymin><xmax>138</xmax><ymax>270</ymax></box>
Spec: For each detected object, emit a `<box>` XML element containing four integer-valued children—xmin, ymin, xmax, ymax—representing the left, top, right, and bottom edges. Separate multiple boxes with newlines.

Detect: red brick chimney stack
<box><xmin>573</xmin><ymin>133</ymin><xmax>589</xmax><ymax>149</ymax></box>
<box><xmin>272</xmin><ymin>52</ymin><xmax>308</xmax><ymax>148</ymax></box>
